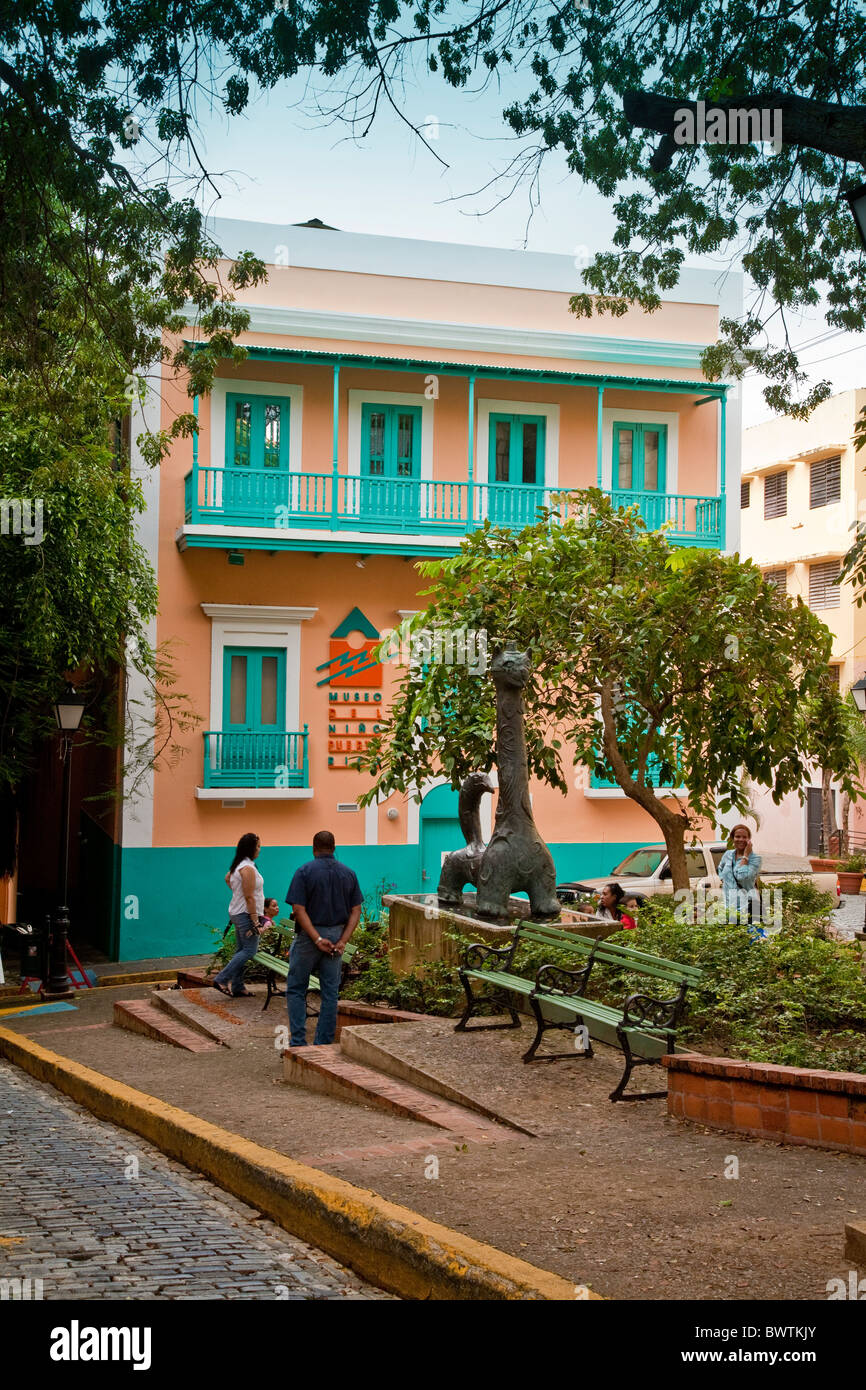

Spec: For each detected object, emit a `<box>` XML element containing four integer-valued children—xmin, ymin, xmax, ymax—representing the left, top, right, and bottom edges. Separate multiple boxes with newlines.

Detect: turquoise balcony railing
<box><xmin>183</xmin><ymin>467</ymin><xmax>723</xmax><ymax>548</ymax></box>
<box><xmin>202</xmin><ymin>728</ymin><xmax>309</xmax><ymax>789</ymax></box>
<box><xmin>590</xmin><ymin>750</ymin><xmax>683</xmax><ymax>791</ymax></box>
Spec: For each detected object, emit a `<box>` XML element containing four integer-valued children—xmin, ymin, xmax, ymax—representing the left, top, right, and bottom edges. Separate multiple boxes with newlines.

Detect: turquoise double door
<box><xmin>220</xmin><ymin>647</ymin><xmax>287</xmax><ymax>784</ymax></box>
<box><xmin>361</xmin><ymin>403</ymin><xmax>421</xmax><ymax>525</ymax></box>
<box><xmin>488</xmin><ymin>414</ymin><xmax>546</xmax><ymax>526</ymax></box>
<box><xmin>612</xmin><ymin>421</ymin><xmax>667</xmax><ymax>528</ymax></box>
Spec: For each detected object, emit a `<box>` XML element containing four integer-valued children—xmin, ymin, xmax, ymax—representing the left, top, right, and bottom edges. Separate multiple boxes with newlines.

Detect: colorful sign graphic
<box><xmin>317</xmin><ymin>608</ymin><xmax>385</xmax><ymax>769</ymax></box>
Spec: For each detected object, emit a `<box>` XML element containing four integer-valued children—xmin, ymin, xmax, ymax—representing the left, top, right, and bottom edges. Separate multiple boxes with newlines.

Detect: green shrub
<box><xmin>598</xmin><ymin>894</ymin><xmax>866</xmax><ymax>1072</ymax></box>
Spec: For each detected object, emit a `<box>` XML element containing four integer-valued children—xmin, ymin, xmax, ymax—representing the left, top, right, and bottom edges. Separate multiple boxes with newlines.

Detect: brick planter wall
<box><xmin>664</xmin><ymin>1054</ymin><xmax>866</xmax><ymax>1155</ymax></box>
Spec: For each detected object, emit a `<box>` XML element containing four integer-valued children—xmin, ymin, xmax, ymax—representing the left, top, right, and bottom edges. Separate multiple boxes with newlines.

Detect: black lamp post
<box><xmin>848</xmin><ymin>677</ymin><xmax>866</xmax><ymax>934</ymax></box>
<box><xmin>844</xmin><ymin>183</ymin><xmax>866</xmax><ymax>253</ymax></box>
<box><xmin>43</xmin><ymin>684</ymin><xmax>85</xmax><ymax>999</ymax></box>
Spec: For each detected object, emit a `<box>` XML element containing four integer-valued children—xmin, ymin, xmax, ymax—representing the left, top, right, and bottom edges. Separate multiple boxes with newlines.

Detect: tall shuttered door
<box><xmin>611</xmin><ymin>422</ymin><xmax>668</xmax><ymax>531</ymax></box>
<box><xmin>221</xmin><ymin>647</ymin><xmax>287</xmax><ymax>783</ymax></box>
<box><xmin>360</xmin><ymin>404</ymin><xmax>421</xmax><ymax>524</ymax></box>
<box><xmin>806</xmin><ymin>787</ymin><xmax>824</xmax><ymax>857</ymax></box>
<box><xmin>810</xmin><ymin>456</ymin><xmax>842</xmax><ymax>509</ymax></box>
<box><xmin>764</xmin><ymin>471</ymin><xmax>787</xmax><ymax>519</ymax></box>
<box><xmin>809</xmin><ymin>560</ymin><xmax>841</xmax><ymax>610</ymax></box>
<box><xmin>224</xmin><ymin>394</ymin><xmax>291</xmax><ymax>524</ymax></box>
<box><xmin>487</xmin><ymin>415</ymin><xmax>546</xmax><ymax>526</ymax></box>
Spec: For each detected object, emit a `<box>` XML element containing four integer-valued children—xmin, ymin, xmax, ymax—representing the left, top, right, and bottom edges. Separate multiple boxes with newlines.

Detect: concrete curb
<box><xmin>0</xmin><ymin>1024</ymin><xmax>594</xmax><ymax>1302</ymax></box>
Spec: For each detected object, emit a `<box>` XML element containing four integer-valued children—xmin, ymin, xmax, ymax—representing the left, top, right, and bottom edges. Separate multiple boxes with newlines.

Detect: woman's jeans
<box><xmin>214</xmin><ymin>913</ymin><xmax>260</xmax><ymax>995</ymax></box>
<box><xmin>286</xmin><ymin>925</ymin><xmax>344</xmax><ymax>1046</ymax></box>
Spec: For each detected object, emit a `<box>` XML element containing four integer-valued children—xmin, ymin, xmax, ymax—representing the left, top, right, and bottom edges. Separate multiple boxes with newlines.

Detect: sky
<box><xmin>153</xmin><ymin>59</ymin><xmax>866</xmax><ymax>431</ymax></box>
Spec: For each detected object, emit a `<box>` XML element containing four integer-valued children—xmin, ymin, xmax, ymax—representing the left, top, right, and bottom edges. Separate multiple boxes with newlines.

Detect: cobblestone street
<box><xmin>0</xmin><ymin>1063</ymin><xmax>393</xmax><ymax>1300</ymax></box>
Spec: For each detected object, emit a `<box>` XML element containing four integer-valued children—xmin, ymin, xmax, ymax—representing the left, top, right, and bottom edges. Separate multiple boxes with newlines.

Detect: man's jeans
<box><xmin>214</xmin><ymin>913</ymin><xmax>260</xmax><ymax>996</ymax></box>
<box><xmin>286</xmin><ymin>925</ymin><xmax>344</xmax><ymax>1046</ymax></box>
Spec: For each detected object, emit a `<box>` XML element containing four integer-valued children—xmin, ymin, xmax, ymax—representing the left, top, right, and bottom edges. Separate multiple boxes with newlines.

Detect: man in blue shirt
<box><xmin>285</xmin><ymin>830</ymin><xmax>363</xmax><ymax>1046</ymax></box>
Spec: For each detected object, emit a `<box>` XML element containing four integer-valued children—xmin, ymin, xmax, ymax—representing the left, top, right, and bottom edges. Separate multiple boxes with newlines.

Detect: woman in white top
<box><xmin>212</xmin><ymin>832</ymin><xmax>265</xmax><ymax>998</ymax></box>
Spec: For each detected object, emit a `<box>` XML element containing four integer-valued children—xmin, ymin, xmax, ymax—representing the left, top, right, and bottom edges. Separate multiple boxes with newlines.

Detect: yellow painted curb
<box><xmin>0</xmin><ymin>1024</ymin><xmax>596</xmax><ymax>1302</ymax></box>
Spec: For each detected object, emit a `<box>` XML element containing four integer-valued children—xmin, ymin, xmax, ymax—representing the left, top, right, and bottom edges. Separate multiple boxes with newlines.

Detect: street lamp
<box><xmin>44</xmin><ymin>684</ymin><xmax>86</xmax><ymax>999</ymax></box>
<box><xmin>844</xmin><ymin>183</ymin><xmax>866</xmax><ymax>253</ymax></box>
<box><xmin>851</xmin><ymin>676</ymin><xmax>866</xmax><ymax>714</ymax></box>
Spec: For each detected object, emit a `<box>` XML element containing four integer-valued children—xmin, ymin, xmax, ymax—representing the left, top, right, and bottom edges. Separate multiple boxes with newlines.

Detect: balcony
<box><xmin>199</xmin><ymin>729</ymin><xmax>311</xmax><ymax>797</ymax></box>
<box><xmin>182</xmin><ymin>467</ymin><xmax>724</xmax><ymax>550</ymax></box>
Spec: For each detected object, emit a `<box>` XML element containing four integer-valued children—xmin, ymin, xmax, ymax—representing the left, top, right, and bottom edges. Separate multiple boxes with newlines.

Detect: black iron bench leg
<box><xmin>523</xmin><ymin>999</ymin><xmax>595</xmax><ymax>1063</ymax></box>
<box><xmin>453</xmin><ymin>973</ymin><xmax>520</xmax><ymax>1032</ymax></box>
<box><xmin>609</xmin><ymin>1028</ymin><xmax>669</xmax><ymax>1102</ymax></box>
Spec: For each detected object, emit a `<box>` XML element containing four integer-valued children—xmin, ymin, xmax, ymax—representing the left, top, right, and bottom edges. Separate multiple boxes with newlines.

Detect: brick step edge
<box><xmin>151</xmin><ymin>989</ymin><xmax>239</xmax><ymax>1045</ymax></box>
<box><xmin>339</xmin><ymin>1027</ymin><xmax>537</xmax><ymax>1137</ymax></box>
<box><xmin>282</xmin><ymin>1044</ymin><xmax>512</xmax><ymax>1140</ymax></box>
<box><xmin>845</xmin><ymin>1221</ymin><xmax>866</xmax><ymax>1270</ymax></box>
<box><xmin>112</xmin><ymin>999</ymin><xmax>221</xmax><ymax>1053</ymax></box>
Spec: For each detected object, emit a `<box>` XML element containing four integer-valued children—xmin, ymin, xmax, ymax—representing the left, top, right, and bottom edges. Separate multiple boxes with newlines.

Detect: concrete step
<box><xmin>112</xmin><ymin>999</ymin><xmax>221</xmax><ymax>1052</ymax></box>
<box><xmin>152</xmin><ymin>987</ymin><xmax>243</xmax><ymax>1045</ymax></box>
<box><xmin>282</xmin><ymin>1044</ymin><xmax>513</xmax><ymax>1140</ymax></box>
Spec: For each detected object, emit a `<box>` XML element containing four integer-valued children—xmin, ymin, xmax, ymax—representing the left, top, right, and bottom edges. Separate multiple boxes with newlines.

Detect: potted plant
<box><xmin>837</xmin><ymin>853</ymin><xmax>866</xmax><ymax>895</ymax></box>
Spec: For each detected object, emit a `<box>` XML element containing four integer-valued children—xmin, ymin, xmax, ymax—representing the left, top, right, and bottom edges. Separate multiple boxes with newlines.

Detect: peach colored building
<box><xmin>111</xmin><ymin>217</ymin><xmax>741</xmax><ymax>959</ymax></box>
<box><xmin>740</xmin><ymin>389</ymin><xmax>866</xmax><ymax>855</ymax></box>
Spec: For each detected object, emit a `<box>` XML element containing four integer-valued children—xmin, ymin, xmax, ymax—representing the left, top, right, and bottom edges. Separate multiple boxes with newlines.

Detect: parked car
<box><xmin>557</xmin><ymin>842</ymin><xmax>840</xmax><ymax>907</ymax></box>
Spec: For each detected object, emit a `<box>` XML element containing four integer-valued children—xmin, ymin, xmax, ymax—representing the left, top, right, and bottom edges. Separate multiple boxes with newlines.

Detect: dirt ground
<box><xmin>3</xmin><ymin>982</ymin><xmax>863</xmax><ymax>1301</ymax></box>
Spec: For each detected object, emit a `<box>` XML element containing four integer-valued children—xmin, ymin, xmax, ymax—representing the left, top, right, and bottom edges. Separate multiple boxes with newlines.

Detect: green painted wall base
<box><xmin>116</xmin><ymin>840</ymin><xmax>645</xmax><ymax>962</ymax></box>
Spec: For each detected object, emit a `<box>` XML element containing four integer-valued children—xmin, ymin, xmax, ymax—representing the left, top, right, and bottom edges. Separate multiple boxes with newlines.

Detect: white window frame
<box><xmin>197</xmin><ymin>603</ymin><xmax>316</xmax><ymax>800</ymax></box>
<box><xmin>475</xmin><ymin>398</ymin><xmax>560</xmax><ymax>490</ymax></box>
<box><xmin>602</xmin><ymin>406</ymin><xmax>679</xmax><ymax>493</ymax></box>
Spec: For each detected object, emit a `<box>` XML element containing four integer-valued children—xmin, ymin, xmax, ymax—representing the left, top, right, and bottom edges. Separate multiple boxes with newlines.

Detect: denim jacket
<box><xmin>718</xmin><ymin>849</ymin><xmax>761</xmax><ymax>897</ymax></box>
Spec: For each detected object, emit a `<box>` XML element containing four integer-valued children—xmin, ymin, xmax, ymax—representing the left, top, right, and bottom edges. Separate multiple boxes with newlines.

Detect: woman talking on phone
<box><xmin>718</xmin><ymin>824</ymin><xmax>762</xmax><ymax>927</ymax></box>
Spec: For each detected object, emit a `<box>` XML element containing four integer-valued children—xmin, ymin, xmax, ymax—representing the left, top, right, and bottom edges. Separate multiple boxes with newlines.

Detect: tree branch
<box><xmin>624</xmin><ymin>88</ymin><xmax>866</xmax><ymax>168</ymax></box>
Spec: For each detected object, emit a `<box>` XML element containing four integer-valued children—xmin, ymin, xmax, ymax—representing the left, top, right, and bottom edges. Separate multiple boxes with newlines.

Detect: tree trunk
<box><xmin>623</xmin><ymin>89</ymin><xmax>866</xmax><ymax>166</ymax></box>
<box><xmin>822</xmin><ymin>766</ymin><xmax>838</xmax><ymax>854</ymax></box>
<box><xmin>598</xmin><ymin>682</ymin><xmax>692</xmax><ymax>889</ymax></box>
<box><xmin>840</xmin><ymin>791</ymin><xmax>851</xmax><ymax>857</ymax></box>
<box><xmin>660</xmin><ymin>820</ymin><xmax>689</xmax><ymax>893</ymax></box>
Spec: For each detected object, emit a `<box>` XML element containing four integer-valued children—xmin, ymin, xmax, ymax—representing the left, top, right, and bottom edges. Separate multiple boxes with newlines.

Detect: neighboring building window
<box><xmin>828</xmin><ymin>664</ymin><xmax>841</xmax><ymax>687</ymax></box>
<box><xmin>809</xmin><ymin>559</ymin><xmax>841</xmax><ymax>610</ymax></box>
<box><xmin>741</xmin><ymin>480</ymin><xmax>751</xmax><ymax>508</ymax></box>
<box><xmin>810</xmin><ymin>455</ymin><xmax>842</xmax><ymax>509</ymax></box>
<box><xmin>225</xmin><ymin>393</ymin><xmax>291</xmax><ymax>470</ymax></box>
<box><xmin>764</xmin><ymin>471</ymin><xmax>787</xmax><ymax>519</ymax></box>
<box><xmin>764</xmin><ymin>568</ymin><xmax>787</xmax><ymax>594</ymax></box>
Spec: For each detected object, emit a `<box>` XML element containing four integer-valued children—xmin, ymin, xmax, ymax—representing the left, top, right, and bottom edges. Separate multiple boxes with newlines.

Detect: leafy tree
<box><xmin>3</xmin><ymin>2</ymin><xmax>864</xmax><ymax>419</ymax></box>
<box><xmin>359</xmin><ymin>494</ymin><xmax>859</xmax><ymax>889</ymax></box>
<box><xmin>273</xmin><ymin>0</ymin><xmax>865</xmax><ymax>418</ymax></box>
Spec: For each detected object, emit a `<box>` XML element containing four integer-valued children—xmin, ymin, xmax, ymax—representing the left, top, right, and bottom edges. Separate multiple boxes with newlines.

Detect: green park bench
<box><xmin>455</xmin><ymin>919</ymin><xmax>702</xmax><ymax>1102</ymax></box>
<box><xmin>252</xmin><ymin>921</ymin><xmax>357</xmax><ymax>1012</ymax></box>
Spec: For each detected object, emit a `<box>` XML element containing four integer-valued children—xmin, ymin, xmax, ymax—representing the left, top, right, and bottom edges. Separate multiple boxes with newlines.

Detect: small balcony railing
<box><xmin>183</xmin><ymin>467</ymin><xmax>724</xmax><ymax>547</ymax></box>
<box><xmin>202</xmin><ymin>729</ymin><xmax>309</xmax><ymax>790</ymax></box>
